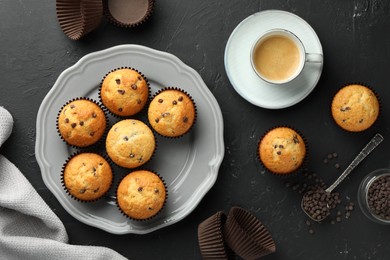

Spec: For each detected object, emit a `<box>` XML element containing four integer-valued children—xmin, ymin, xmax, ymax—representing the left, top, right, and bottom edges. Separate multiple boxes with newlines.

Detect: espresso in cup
<box><xmin>251</xmin><ymin>29</ymin><xmax>322</xmax><ymax>84</ymax></box>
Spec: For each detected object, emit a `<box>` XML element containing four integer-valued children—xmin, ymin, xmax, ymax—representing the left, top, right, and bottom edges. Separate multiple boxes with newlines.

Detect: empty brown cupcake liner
<box><xmin>99</xmin><ymin>67</ymin><xmax>151</xmax><ymax>119</ymax></box>
<box><xmin>56</xmin><ymin>0</ymin><xmax>103</xmax><ymax>40</ymax></box>
<box><xmin>330</xmin><ymin>83</ymin><xmax>381</xmax><ymax>133</ymax></box>
<box><xmin>198</xmin><ymin>211</ymin><xmax>235</xmax><ymax>260</ymax></box>
<box><xmin>257</xmin><ymin>125</ymin><xmax>308</xmax><ymax>176</ymax></box>
<box><xmin>61</xmin><ymin>152</ymin><xmax>114</xmax><ymax>202</ymax></box>
<box><xmin>56</xmin><ymin>97</ymin><xmax>109</xmax><ymax>150</ymax></box>
<box><xmin>222</xmin><ymin>207</ymin><xmax>276</xmax><ymax>260</ymax></box>
<box><xmin>105</xmin><ymin>118</ymin><xmax>158</xmax><ymax>170</ymax></box>
<box><xmin>103</xmin><ymin>0</ymin><xmax>154</xmax><ymax>28</ymax></box>
<box><xmin>148</xmin><ymin>87</ymin><xmax>198</xmax><ymax>139</ymax></box>
<box><xmin>115</xmin><ymin>169</ymin><xmax>167</xmax><ymax>221</ymax></box>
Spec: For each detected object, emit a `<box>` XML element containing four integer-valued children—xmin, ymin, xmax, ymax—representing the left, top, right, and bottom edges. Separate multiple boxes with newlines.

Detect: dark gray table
<box><xmin>1</xmin><ymin>0</ymin><xmax>390</xmax><ymax>259</ymax></box>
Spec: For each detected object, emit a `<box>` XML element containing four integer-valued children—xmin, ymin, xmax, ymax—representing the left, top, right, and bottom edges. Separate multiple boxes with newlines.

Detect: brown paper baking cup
<box><xmin>148</xmin><ymin>87</ymin><xmax>197</xmax><ymax>138</ymax></box>
<box><xmin>330</xmin><ymin>83</ymin><xmax>381</xmax><ymax>133</ymax></box>
<box><xmin>198</xmin><ymin>211</ymin><xmax>235</xmax><ymax>260</ymax></box>
<box><xmin>61</xmin><ymin>152</ymin><xmax>113</xmax><ymax>202</ymax></box>
<box><xmin>99</xmin><ymin>67</ymin><xmax>150</xmax><ymax>118</ymax></box>
<box><xmin>223</xmin><ymin>207</ymin><xmax>276</xmax><ymax>260</ymax></box>
<box><xmin>257</xmin><ymin>126</ymin><xmax>308</xmax><ymax>176</ymax></box>
<box><xmin>115</xmin><ymin>169</ymin><xmax>167</xmax><ymax>221</ymax></box>
<box><xmin>56</xmin><ymin>0</ymin><xmax>103</xmax><ymax>40</ymax></box>
<box><xmin>103</xmin><ymin>0</ymin><xmax>154</xmax><ymax>28</ymax></box>
<box><xmin>56</xmin><ymin>97</ymin><xmax>109</xmax><ymax>149</ymax></box>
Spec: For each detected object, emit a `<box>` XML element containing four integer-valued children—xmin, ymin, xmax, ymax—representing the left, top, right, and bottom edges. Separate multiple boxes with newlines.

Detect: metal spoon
<box><xmin>301</xmin><ymin>133</ymin><xmax>384</xmax><ymax>222</ymax></box>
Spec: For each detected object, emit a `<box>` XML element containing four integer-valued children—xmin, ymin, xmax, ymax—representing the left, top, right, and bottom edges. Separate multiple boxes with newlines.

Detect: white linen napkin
<box><xmin>0</xmin><ymin>106</ymin><xmax>127</xmax><ymax>260</ymax></box>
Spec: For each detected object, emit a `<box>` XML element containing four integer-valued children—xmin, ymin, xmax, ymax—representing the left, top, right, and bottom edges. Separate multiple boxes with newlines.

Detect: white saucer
<box><xmin>224</xmin><ymin>10</ymin><xmax>323</xmax><ymax>109</ymax></box>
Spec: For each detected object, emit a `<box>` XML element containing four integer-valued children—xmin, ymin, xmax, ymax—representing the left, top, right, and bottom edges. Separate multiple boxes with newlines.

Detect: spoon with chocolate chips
<box><xmin>302</xmin><ymin>133</ymin><xmax>384</xmax><ymax>222</ymax></box>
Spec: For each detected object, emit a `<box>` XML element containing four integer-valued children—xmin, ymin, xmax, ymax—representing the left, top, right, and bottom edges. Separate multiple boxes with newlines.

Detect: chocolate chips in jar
<box><xmin>367</xmin><ymin>174</ymin><xmax>390</xmax><ymax>220</ymax></box>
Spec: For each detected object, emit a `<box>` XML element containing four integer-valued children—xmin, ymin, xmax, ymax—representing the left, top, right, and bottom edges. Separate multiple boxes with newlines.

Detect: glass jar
<box><xmin>357</xmin><ymin>168</ymin><xmax>390</xmax><ymax>225</ymax></box>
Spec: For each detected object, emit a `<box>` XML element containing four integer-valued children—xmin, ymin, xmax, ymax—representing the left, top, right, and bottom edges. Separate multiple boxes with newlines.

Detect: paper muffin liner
<box><xmin>99</xmin><ymin>67</ymin><xmax>151</xmax><ymax>118</ymax></box>
<box><xmin>56</xmin><ymin>0</ymin><xmax>103</xmax><ymax>40</ymax></box>
<box><xmin>148</xmin><ymin>87</ymin><xmax>198</xmax><ymax>139</ymax></box>
<box><xmin>198</xmin><ymin>211</ymin><xmax>235</xmax><ymax>260</ymax></box>
<box><xmin>61</xmin><ymin>152</ymin><xmax>114</xmax><ymax>202</ymax></box>
<box><xmin>56</xmin><ymin>97</ymin><xmax>109</xmax><ymax>149</ymax></box>
<box><xmin>330</xmin><ymin>83</ymin><xmax>381</xmax><ymax>133</ymax></box>
<box><xmin>257</xmin><ymin>125</ymin><xmax>308</xmax><ymax>176</ymax></box>
<box><xmin>103</xmin><ymin>0</ymin><xmax>154</xmax><ymax>28</ymax></box>
<box><xmin>105</xmin><ymin>119</ymin><xmax>158</xmax><ymax>169</ymax></box>
<box><xmin>222</xmin><ymin>207</ymin><xmax>276</xmax><ymax>260</ymax></box>
<box><xmin>115</xmin><ymin>169</ymin><xmax>167</xmax><ymax>221</ymax></box>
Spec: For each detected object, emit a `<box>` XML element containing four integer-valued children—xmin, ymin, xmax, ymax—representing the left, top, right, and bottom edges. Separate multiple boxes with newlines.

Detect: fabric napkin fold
<box><xmin>0</xmin><ymin>106</ymin><xmax>127</xmax><ymax>260</ymax></box>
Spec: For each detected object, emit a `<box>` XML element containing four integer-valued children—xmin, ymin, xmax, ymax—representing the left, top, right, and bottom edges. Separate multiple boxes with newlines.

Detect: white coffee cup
<box><xmin>250</xmin><ymin>29</ymin><xmax>323</xmax><ymax>85</ymax></box>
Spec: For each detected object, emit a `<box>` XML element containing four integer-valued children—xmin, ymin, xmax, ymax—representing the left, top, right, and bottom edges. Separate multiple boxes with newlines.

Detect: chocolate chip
<box><xmin>172</xmin><ymin>100</ymin><xmax>177</xmax><ymax>105</ymax></box>
<box><xmin>327</xmin><ymin>154</ymin><xmax>333</xmax><ymax>159</ymax></box>
<box><xmin>308</xmin><ymin>229</ymin><xmax>315</xmax><ymax>235</ymax></box>
<box><xmin>148</xmin><ymin>207</ymin><xmax>153</xmax><ymax>210</ymax></box>
<box><xmin>123</xmin><ymin>136</ymin><xmax>128</xmax><ymax>141</ymax></box>
<box><xmin>118</xmin><ymin>108</ymin><xmax>123</xmax><ymax>112</ymax></box>
<box><xmin>293</xmin><ymin>135</ymin><xmax>299</xmax><ymax>144</ymax></box>
<box><xmin>117</xmin><ymin>89</ymin><xmax>125</xmax><ymax>95</ymax></box>
<box><xmin>65</xmin><ymin>118</ymin><xmax>69</xmax><ymax>123</ymax></box>
<box><xmin>71</xmin><ymin>123</ymin><xmax>76</xmax><ymax>128</ymax></box>
<box><xmin>162</xmin><ymin>112</ymin><xmax>170</xmax><ymax>117</ymax></box>
<box><xmin>154</xmin><ymin>189</ymin><xmax>159</xmax><ymax>194</ymax></box>
<box><xmin>183</xmin><ymin>116</ymin><xmax>188</xmax><ymax>123</ymax></box>
<box><xmin>305</xmin><ymin>220</ymin><xmax>311</xmax><ymax>226</ymax></box>
<box><xmin>138</xmin><ymin>76</ymin><xmax>142</xmax><ymax>81</ymax></box>
<box><xmin>178</xmin><ymin>96</ymin><xmax>183</xmax><ymax>102</ymax></box>
<box><xmin>79</xmin><ymin>189</ymin><xmax>86</xmax><ymax>194</ymax></box>
<box><xmin>340</xmin><ymin>106</ymin><xmax>351</xmax><ymax>112</ymax></box>
<box><xmin>277</xmin><ymin>151</ymin><xmax>282</xmax><ymax>155</ymax></box>
<box><xmin>137</xmin><ymin>99</ymin><xmax>142</xmax><ymax>104</ymax></box>
<box><xmin>79</xmin><ymin>121</ymin><xmax>84</xmax><ymax>126</ymax></box>
<box><xmin>155</xmin><ymin>118</ymin><xmax>159</xmax><ymax>123</ymax></box>
<box><xmin>138</xmin><ymin>187</ymin><xmax>143</xmax><ymax>192</ymax></box>
<box><xmin>131</xmin><ymin>84</ymin><xmax>137</xmax><ymax>90</ymax></box>
<box><xmin>94</xmin><ymin>188</ymin><xmax>100</xmax><ymax>193</ymax></box>
<box><xmin>70</xmin><ymin>105</ymin><xmax>75</xmax><ymax>109</ymax></box>
<box><xmin>116</xmin><ymin>79</ymin><xmax>121</xmax><ymax>84</ymax></box>
<box><xmin>279</xmin><ymin>145</ymin><xmax>284</xmax><ymax>149</ymax></box>
<box><xmin>335</xmin><ymin>163</ymin><xmax>340</xmax><ymax>169</ymax></box>
<box><xmin>158</xmin><ymin>99</ymin><xmax>163</xmax><ymax>103</ymax></box>
<box><xmin>130</xmin><ymin>153</ymin><xmax>135</xmax><ymax>158</ymax></box>
<box><xmin>89</xmin><ymin>131</ymin><xmax>95</xmax><ymax>136</ymax></box>
<box><xmin>92</xmin><ymin>113</ymin><xmax>97</xmax><ymax>118</ymax></box>
<box><xmin>359</xmin><ymin>119</ymin><xmax>364</xmax><ymax>123</ymax></box>
<box><xmin>323</xmin><ymin>159</ymin><xmax>328</xmax><ymax>164</ymax></box>
<box><xmin>332</xmin><ymin>153</ymin><xmax>338</xmax><ymax>158</ymax></box>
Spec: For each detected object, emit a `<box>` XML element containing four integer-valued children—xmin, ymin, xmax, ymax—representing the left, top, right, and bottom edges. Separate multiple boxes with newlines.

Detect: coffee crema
<box><xmin>253</xmin><ymin>35</ymin><xmax>301</xmax><ymax>82</ymax></box>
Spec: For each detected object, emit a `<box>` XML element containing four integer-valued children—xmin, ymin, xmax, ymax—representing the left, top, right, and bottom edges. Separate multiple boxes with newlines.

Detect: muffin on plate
<box><xmin>148</xmin><ymin>88</ymin><xmax>196</xmax><ymax>138</ymax></box>
<box><xmin>62</xmin><ymin>153</ymin><xmax>113</xmax><ymax>201</ymax></box>
<box><xmin>331</xmin><ymin>84</ymin><xmax>380</xmax><ymax>132</ymax></box>
<box><xmin>100</xmin><ymin>68</ymin><xmax>149</xmax><ymax>117</ymax></box>
<box><xmin>57</xmin><ymin>98</ymin><xmax>107</xmax><ymax>147</ymax></box>
<box><xmin>258</xmin><ymin>127</ymin><xmax>306</xmax><ymax>175</ymax></box>
<box><xmin>106</xmin><ymin>119</ymin><xmax>155</xmax><ymax>168</ymax></box>
<box><xmin>117</xmin><ymin>170</ymin><xmax>166</xmax><ymax>220</ymax></box>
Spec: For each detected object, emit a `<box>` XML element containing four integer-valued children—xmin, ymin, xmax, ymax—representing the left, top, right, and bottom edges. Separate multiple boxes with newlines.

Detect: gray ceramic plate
<box><xmin>35</xmin><ymin>45</ymin><xmax>224</xmax><ymax>234</ymax></box>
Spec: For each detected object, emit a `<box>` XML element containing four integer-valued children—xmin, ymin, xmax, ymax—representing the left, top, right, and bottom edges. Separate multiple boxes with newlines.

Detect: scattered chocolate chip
<box><xmin>336</xmin><ymin>216</ymin><xmax>342</xmax><ymax>222</ymax></box>
<box><xmin>305</xmin><ymin>220</ymin><xmax>311</xmax><ymax>226</ymax></box>
<box><xmin>64</xmin><ymin>118</ymin><xmax>69</xmax><ymax>123</ymax></box>
<box><xmin>131</xmin><ymin>84</ymin><xmax>137</xmax><ymax>90</ymax></box>
<box><xmin>308</xmin><ymin>229</ymin><xmax>315</xmax><ymax>235</ymax></box>
<box><xmin>115</xmin><ymin>79</ymin><xmax>121</xmax><ymax>84</ymax></box>
<box><xmin>71</xmin><ymin>123</ymin><xmax>77</xmax><ymax>128</ymax></box>
<box><xmin>138</xmin><ymin>187</ymin><xmax>143</xmax><ymax>192</ymax></box>
<box><xmin>79</xmin><ymin>121</ymin><xmax>84</xmax><ymax>126</ymax></box>
<box><xmin>183</xmin><ymin>116</ymin><xmax>188</xmax><ymax>123</ymax></box>
<box><xmin>335</xmin><ymin>163</ymin><xmax>340</xmax><ymax>169</ymax></box>
<box><xmin>117</xmin><ymin>89</ymin><xmax>125</xmax><ymax>95</ymax></box>
<box><xmin>172</xmin><ymin>100</ymin><xmax>177</xmax><ymax>105</ymax></box>
<box><xmin>323</xmin><ymin>159</ymin><xmax>328</xmax><ymax>164</ymax></box>
<box><xmin>327</xmin><ymin>154</ymin><xmax>333</xmax><ymax>159</ymax></box>
<box><xmin>158</xmin><ymin>99</ymin><xmax>163</xmax><ymax>103</ymax></box>
<box><xmin>178</xmin><ymin>96</ymin><xmax>183</xmax><ymax>102</ymax></box>
<box><xmin>332</xmin><ymin>153</ymin><xmax>338</xmax><ymax>158</ymax></box>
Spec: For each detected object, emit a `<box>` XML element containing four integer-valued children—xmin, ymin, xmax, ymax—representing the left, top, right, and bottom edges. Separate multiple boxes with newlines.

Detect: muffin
<box><xmin>57</xmin><ymin>99</ymin><xmax>107</xmax><ymax>147</ymax></box>
<box><xmin>117</xmin><ymin>170</ymin><xmax>166</xmax><ymax>220</ymax></box>
<box><xmin>331</xmin><ymin>84</ymin><xmax>380</xmax><ymax>132</ymax></box>
<box><xmin>258</xmin><ymin>127</ymin><xmax>306</xmax><ymax>175</ymax></box>
<box><xmin>148</xmin><ymin>88</ymin><xmax>196</xmax><ymax>137</ymax></box>
<box><xmin>100</xmin><ymin>68</ymin><xmax>149</xmax><ymax>117</ymax></box>
<box><xmin>106</xmin><ymin>119</ymin><xmax>155</xmax><ymax>168</ymax></box>
<box><xmin>62</xmin><ymin>153</ymin><xmax>113</xmax><ymax>201</ymax></box>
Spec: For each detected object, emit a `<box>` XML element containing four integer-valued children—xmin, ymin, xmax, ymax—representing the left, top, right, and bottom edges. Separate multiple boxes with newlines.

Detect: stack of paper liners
<box><xmin>223</xmin><ymin>207</ymin><xmax>276</xmax><ymax>260</ymax></box>
<box><xmin>56</xmin><ymin>0</ymin><xmax>103</xmax><ymax>40</ymax></box>
<box><xmin>197</xmin><ymin>211</ymin><xmax>235</xmax><ymax>259</ymax></box>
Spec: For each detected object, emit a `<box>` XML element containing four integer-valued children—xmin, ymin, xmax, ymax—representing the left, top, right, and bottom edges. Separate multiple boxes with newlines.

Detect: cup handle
<box><xmin>305</xmin><ymin>53</ymin><xmax>323</xmax><ymax>63</ymax></box>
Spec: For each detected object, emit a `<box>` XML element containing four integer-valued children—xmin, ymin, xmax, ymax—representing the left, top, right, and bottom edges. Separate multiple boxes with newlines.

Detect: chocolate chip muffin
<box><xmin>62</xmin><ymin>153</ymin><xmax>113</xmax><ymax>201</ymax></box>
<box><xmin>331</xmin><ymin>84</ymin><xmax>380</xmax><ymax>132</ymax></box>
<box><xmin>148</xmin><ymin>88</ymin><xmax>196</xmax><ymax>137</ymax></box>
<box><xmin>106</xmin><ymin>119</ymin><xmax>155</xmax><ymax>168</ymax></box>
<box><xmin>117</xmin><ymin>170</ymin><xmax>166</xmax><ymax>220</ymax></box>
<box><xmin>100</xmin><ymin>68</ymin><xmax>149</xmax><ymax>117</ymax></box>
<box><xmin>57</xmin><ymin>99</ymin><xmax>107</xmax><ymax>147</ymax></box>
<box><xmin>258</xmin><ymin>127</ymin><xmax>306</xmax><ymax>175</ymax></box>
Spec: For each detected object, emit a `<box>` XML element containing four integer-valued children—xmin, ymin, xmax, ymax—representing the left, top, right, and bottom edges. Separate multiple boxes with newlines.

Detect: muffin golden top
<box><xmin>258</xmin><ymin>127</ymin><xmax>306</xmax><ymax>175</ymax></box>
<box><xmin>63</xmin><ymin>153</ymin><xmax>113</xmax><ymax>201</ymax></box>
<box><xmin>117</xmin><ymin>170</ymin><xmax>166</xmax><ymax>220</ymax></box>
<box><xmin>148</xmin><ymin>89</ymin><xmax>195</xmax><ymax>137</ymax></box>
<box><xmin>106</xmin><ymin>119</ymin><xmax>155</xmax><ymax>169</ymax></box>
<box><xmin>331</xmin><ymin>84</ymin><xmax>379</xmax><ymax>132</ymax></box>
<box><xmin>58</xmin><ymin>99</ymin><xmax>106</xmax><ymax>147</ymax></box>
<box><xmin>101</xmin><ymin>68</ymin><xmax>149</xmax><ymax>117</ymax></box>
